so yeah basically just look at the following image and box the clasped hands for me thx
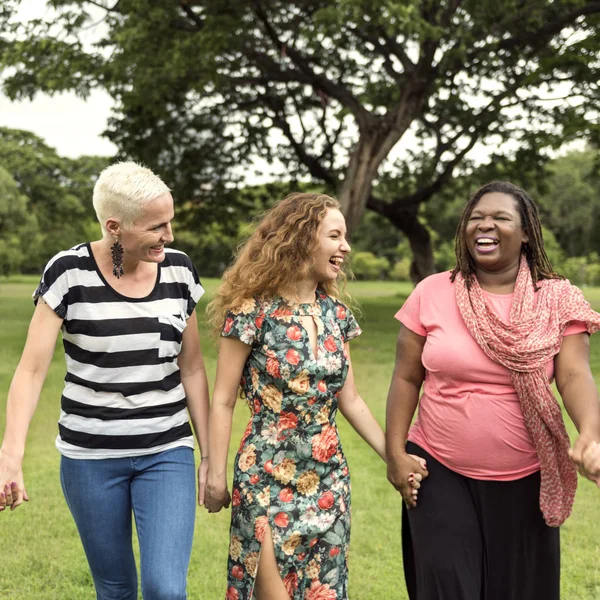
[387,453,428,508]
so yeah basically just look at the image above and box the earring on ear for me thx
[111,239,124,278]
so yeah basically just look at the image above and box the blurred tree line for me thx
[1,126,599,286]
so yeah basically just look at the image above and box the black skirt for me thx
[402,441,560,600]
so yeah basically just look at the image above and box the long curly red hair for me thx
[207,192,349,336]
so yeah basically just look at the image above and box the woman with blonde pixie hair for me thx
[0,161,210,599]
[205,193,421,600]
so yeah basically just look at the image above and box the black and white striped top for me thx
[33,243,204,459]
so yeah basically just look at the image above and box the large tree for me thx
[2,1,599,280]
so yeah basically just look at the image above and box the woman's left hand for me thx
[197,458,209,506]
[581,441,600,486]
[569,434,600,485]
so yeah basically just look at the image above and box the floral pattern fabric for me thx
[222,292,362,600]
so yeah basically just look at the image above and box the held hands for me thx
[387,452,428,508]
[204,472,232,513]
[197,457,209,506]
[0,449,29,513]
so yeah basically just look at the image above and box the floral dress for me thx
[222,292,362,600]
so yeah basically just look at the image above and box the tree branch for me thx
[250,0,372,129]
[83,0,121,12]
[263,92,336,187]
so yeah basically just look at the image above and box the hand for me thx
[0,449,29,513]
[387,452,428,508]
[205,477,231,513]
[568,433,598,474]
[197,457,209,506]
[581,441,600,487]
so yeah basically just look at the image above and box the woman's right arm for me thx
[204,336,252,513]
[0,301,63,512]
[385,324,428,507]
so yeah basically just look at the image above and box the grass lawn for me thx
[0,276,598,599]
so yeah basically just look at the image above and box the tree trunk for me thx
[385,205,436,284]
[337,134,380,234]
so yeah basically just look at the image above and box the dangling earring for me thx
[111,239,124,279]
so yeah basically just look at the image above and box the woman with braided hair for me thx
[386,181,600,600]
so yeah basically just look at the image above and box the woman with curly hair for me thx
[204,193,415,600]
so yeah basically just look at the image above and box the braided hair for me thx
[450,181,562,289]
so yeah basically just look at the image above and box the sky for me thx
[0,0,118,158]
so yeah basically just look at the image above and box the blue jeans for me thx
[60,447,196,600]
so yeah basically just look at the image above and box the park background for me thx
[1,0,600,598]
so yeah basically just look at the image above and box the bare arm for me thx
[385,325,428,507]
[338,343,386,461]
[555,332,600,484]
[205,336,252,513]
[0,301,63,512]
[178,311,210,505]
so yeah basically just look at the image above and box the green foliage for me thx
[2,0,600,280]
[0,127,110,273]
[536,151,600,258]
[389,258,411,282]
[351,251,390,280]
[0,167,38,275]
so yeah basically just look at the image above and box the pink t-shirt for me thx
[395,272,587,481]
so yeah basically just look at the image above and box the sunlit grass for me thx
[0,278,599,599]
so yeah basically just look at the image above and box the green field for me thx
[0,277,599,599]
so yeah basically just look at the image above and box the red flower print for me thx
[232,489,241,507]
[255,515,268,542]
[324,335,337,353]
[255,313,265,329]
[226,586,239,600]
[272,307,293,318]
[224,317,234,334]
[250,474,260,485]
[312,424,338,463]
[266,350,281,378]
[286,325,303,341]
[305,581,337,600]
[309,538,319,548]
[279,487,294,502]
[285,348,301,365]
[231,565,244,580]
[318,491,335,510]
[274,512,289,528]
[253,399,261,414]
[264,459,274,473]
[336,305,346,320]
[342,466,348,477]
[298,552,307,561]
[317,380,327,393]
[308,397,317,405]
[283,571,299,595]
[238,420,253,452]
[329,547,340,558]
[278,411,298,432]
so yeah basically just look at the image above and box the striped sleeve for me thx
[33,252,72,319]
[163,249,205,318]
[185,259,204,318]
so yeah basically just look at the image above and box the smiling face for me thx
[310,208,351,283]
[465,192,528,273]
[116,192,175,264]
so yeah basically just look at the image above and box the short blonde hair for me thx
[93,162,171,234]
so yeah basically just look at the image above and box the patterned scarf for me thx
[455,255,600,526]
